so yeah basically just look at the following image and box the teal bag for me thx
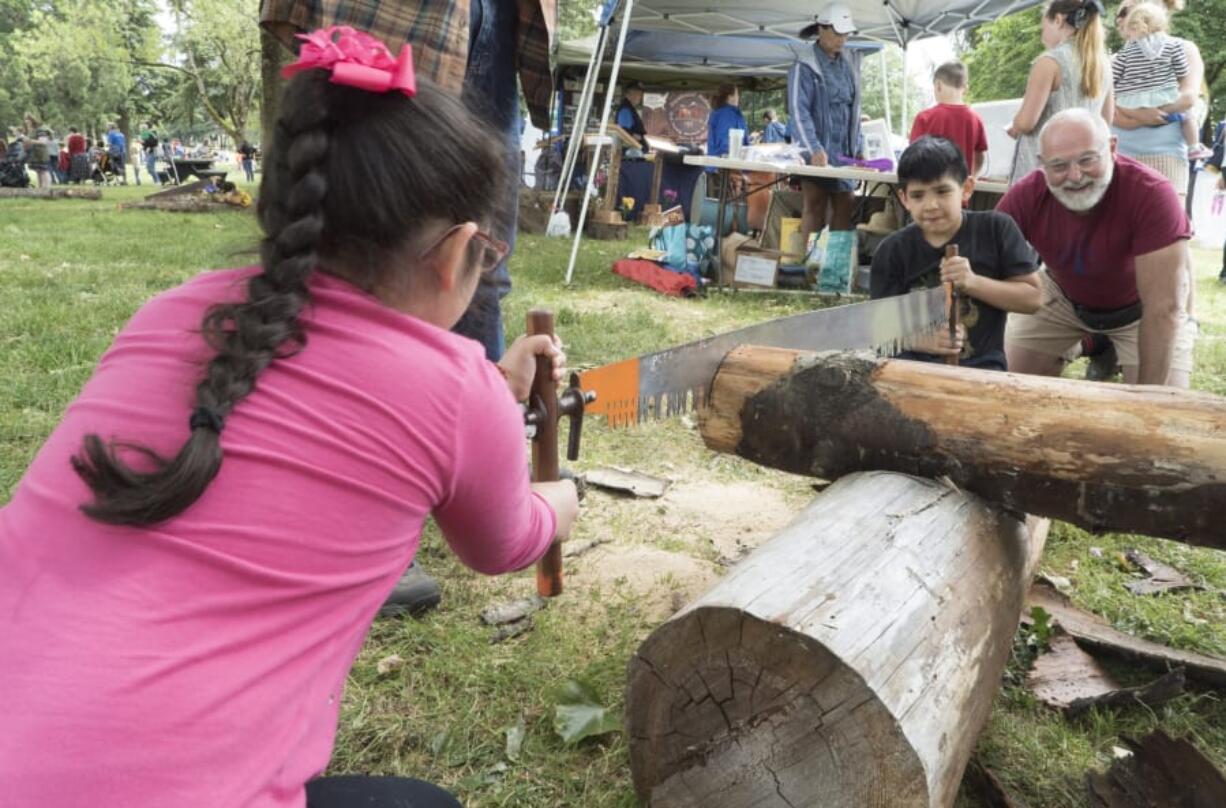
[818,230,857,293]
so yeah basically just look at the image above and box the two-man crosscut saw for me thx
[577,287,949,427]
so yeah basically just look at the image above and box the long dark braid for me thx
[73,70,507,526]
[72,78,332,526]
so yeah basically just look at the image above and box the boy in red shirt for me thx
[910,61,988,177]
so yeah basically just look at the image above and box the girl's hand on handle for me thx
[497,334,566,402]
[532,480,579,543]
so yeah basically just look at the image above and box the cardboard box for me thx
[733,247,783,289]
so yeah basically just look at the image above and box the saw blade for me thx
[579,287,947,427]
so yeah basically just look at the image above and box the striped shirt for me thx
[259,0,555,129]
[1112,34,1187,98]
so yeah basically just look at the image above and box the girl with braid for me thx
[0,28,578,808]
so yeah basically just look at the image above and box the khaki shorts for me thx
[1006,270,1195,373]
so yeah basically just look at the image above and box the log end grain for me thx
[626,606,928,808]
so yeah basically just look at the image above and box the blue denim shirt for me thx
[787,44,861,165]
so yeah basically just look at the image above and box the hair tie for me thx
[190,406,225,433]
[282,26,416,98]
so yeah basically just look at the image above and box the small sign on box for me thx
[733,248,781,288]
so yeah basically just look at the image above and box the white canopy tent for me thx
[557,0,1045,283]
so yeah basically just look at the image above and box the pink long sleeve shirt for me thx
[0,267,555,806]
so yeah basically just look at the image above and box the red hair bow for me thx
[281,26,416,98]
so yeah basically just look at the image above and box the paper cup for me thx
[728,129,745,160]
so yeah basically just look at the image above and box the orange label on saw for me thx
[578,359,640,428]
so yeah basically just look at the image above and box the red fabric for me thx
[996,155,1192,309]
[66,133,88,155]
[612,259,697,297]
[910,104,989,174]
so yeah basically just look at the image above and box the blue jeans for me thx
[242,157,254,182]
[452,0,521,361]
[146,153,158,183]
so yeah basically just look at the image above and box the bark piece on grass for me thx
[1025,582,1226,688]
[585,466,670,498]
[490,617,534,643]
[1085,730,1226,807]
[481,595,546,626]
[1027,632,1185,715]
[1124,549,1202,596]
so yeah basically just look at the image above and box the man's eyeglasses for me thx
[1039,151,1105,178]
[419,224,509,275]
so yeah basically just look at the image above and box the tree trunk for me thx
[699,347,1226,548]
[625,471,1049,808]
[260,28,289,152]
[0,187,102,199]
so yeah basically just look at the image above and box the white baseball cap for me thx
[817,2,858,34]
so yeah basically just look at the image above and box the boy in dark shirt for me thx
[870,136,1041,369]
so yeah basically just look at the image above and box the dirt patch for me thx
[567,545,718,620]
[658,481,797,560]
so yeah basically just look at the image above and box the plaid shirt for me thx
[260,0,556,129]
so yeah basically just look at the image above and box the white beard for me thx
[1048,158,1115,212]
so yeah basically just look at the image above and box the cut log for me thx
[625,471,1049,808]
[0,187,102,199]
[700,347,1226,547]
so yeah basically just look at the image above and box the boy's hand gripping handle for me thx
[944,244,960,367]
[525,310,594,598]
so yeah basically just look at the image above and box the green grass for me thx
[3,184,1226,806]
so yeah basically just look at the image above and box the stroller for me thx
[89,146,123,185]
[0,140,30,188]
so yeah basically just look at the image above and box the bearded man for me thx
[997,108,1195,387]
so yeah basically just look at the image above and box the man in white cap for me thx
[788,2,863,248]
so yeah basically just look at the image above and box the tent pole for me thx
[881,48,892,136]
[564,0,635,285]
[899,40,909,135]
[552,24,609,215]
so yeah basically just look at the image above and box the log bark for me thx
[0,187,101,199]
[700,347,1226,548]
[626,471,1049,808]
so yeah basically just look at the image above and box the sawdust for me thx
[561,478,803,618]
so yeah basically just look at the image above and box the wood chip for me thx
[376,654,405,675]
[1025,581,1226,688]
[585,466,671,498]
[1124,549,1201,596]
[1085,730,1226,806]
[481,595,546,626]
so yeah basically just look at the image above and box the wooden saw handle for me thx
[527,310,564,597]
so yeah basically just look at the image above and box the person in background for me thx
[105,123,127,185]
[66,126,89,184]
[239,139,257,182]
[141,126,160,184]
[788,2,862,246]
[616,80,649,151]
[909,61,989,177]
[0,28,578,807]
[707,83,748,159]
[128,138,142,186]
[760,109,788,143]
[1006,0,1111,184]
[45,129,61,183]
[29,131,51,190]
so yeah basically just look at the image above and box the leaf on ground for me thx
[505,715,526,762]
[553,679,622,745]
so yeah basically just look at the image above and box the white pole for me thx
[552,25,609,216]
[564,0,635,285]
[900,41,909,135]
[880,47,893,136]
